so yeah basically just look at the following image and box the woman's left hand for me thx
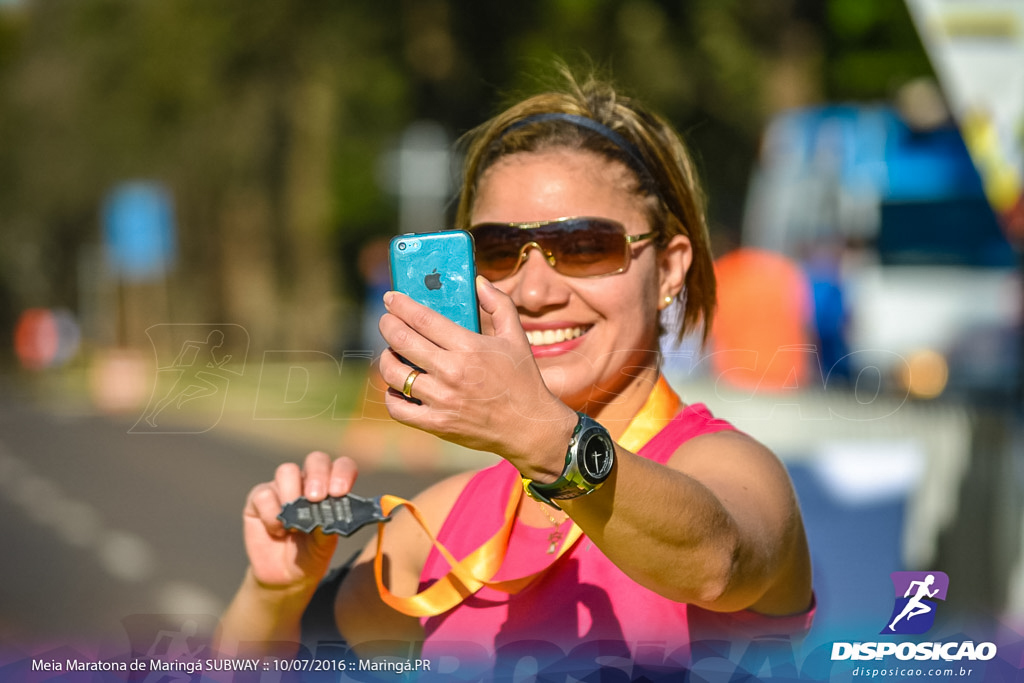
[377,276,576,480]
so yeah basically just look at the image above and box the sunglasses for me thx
[469,217,656,280]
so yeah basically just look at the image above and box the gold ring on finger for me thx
[401,369,421,399]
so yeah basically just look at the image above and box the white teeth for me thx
[525,327,585,346]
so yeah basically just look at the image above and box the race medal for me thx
[278,494,391,536]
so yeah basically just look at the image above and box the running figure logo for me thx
[882,571,949,635]
[131,324,248,433]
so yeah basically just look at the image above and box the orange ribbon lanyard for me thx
[372,375,681,618]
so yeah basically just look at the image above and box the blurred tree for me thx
[443,0,832,241]
[826,0,933,100]
[0,0,933,358]
[0,0,411,354]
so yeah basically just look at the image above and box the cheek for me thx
[622,281,663,345]
[586,277,660,336]
[492,279,514,297]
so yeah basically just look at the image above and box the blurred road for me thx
[0,377,454,651]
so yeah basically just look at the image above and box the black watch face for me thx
[579,427,615,484]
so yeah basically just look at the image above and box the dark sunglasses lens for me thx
[550,219,628,277]
[471,224,524,280]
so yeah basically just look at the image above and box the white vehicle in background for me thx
[742,100,1021,402]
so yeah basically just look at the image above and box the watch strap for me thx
[525,412,613,507]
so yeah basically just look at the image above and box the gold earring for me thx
[659,295,673,310]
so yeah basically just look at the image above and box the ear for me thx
[657,234,691,308]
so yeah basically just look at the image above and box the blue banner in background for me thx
[102,181,177,282]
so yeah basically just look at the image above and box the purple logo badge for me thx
[882,571,949,635]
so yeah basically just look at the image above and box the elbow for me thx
[690,529,750,611]
[699,548,739,606]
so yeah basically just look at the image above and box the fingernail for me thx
[307,482,323,499]
[383,291,394,308]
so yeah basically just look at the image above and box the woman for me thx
[217,69,813,676]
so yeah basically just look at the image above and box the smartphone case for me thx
[389,230,480,333]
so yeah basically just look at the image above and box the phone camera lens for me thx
[398,242,407,251]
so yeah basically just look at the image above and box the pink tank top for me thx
[417,403,814,675]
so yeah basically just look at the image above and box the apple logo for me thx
[424,268,442,291]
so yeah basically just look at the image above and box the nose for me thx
[500,245,570,313]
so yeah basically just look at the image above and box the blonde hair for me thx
[455,68,716,343]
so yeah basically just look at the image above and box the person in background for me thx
[710,247,814,391]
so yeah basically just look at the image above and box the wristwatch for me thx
[526,412,616,508]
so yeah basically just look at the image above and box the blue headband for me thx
[501,112,655,186]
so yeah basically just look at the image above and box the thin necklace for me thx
[535,501,569,554]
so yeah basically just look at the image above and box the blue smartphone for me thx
[389,230,480,333]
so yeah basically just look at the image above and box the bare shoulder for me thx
[668,428,791,487]
[405,468,479,525]
[360,467,478,569]
[666,428,801,535]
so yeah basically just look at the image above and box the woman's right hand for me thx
[241,451,358,591]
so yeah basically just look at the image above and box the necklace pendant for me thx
[547,530,563,554]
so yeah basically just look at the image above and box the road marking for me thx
[0,439,223,619]
[157,580,225,617]
[97,529,155,582]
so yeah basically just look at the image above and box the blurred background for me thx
[1,0,1022,668]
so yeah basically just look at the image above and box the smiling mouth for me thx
[524,326,589,347]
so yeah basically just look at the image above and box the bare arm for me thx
[562,430,812,615]
[215,452,350,656]
[216,569,321,657]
